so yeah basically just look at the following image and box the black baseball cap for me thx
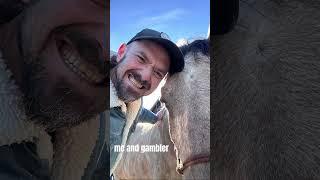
[127,28,184,74]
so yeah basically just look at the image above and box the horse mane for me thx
[179,39,209,58]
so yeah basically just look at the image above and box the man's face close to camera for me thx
[112,40,170,103]
[2,0,109,130]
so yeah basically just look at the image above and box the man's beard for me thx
[111,55,148,103]
[23,58,96,132]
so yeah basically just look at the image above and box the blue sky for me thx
[110,0,210,51]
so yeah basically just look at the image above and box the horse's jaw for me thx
[169,112,210,178]
[182,163,210,180]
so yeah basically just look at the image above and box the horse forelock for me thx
[180,39,210,60]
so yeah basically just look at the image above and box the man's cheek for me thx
[145,87,155,96]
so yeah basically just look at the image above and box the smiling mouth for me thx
[128,73,144,89]
[56,37,107,85]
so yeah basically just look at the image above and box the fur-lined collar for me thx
[110,80,142,175]
[110,80,127,113]
[0,50,53,166]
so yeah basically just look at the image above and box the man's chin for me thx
[24,97,96,132]
[117,93,137,103]
[114,83,140,103]
[119,96,138,103]
[117,89,142,103]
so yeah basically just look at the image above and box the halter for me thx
[176,153,210,175]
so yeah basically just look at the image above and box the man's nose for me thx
[140,67,152,83]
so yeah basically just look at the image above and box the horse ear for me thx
[212,0,239,35]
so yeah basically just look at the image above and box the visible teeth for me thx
[86,70,93,77]
[129,74,143,89]
[61,46,72,59]
[65,51,71,60]
[69,56,75,63]
[60,43,105,84]
[73,59,80,66]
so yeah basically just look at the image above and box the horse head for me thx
[161,39,210,179]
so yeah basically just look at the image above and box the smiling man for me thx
[110,28,184,174]
[0,0,109,179]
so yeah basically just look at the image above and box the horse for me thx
[112,108,180,179]
[213,0,320,179]
[161,39,210,179]
[113,39,210,179]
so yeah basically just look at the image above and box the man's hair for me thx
[110,54,117,69]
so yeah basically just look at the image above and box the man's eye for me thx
[154,71,164,79]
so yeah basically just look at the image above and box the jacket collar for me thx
[0,52,46,145]
[109,80,143,174]
[110,80,127,113]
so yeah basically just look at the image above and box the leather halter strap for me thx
[176,154,210,175]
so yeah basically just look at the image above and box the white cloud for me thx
[136,8,186,28]
[176,38,188,47]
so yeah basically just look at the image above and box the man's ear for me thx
[116,43,127,62]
